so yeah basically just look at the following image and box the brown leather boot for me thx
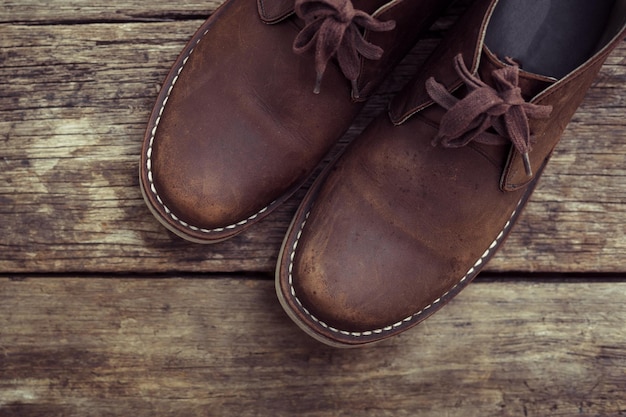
[139,0,452,243]
[277,0,626,346]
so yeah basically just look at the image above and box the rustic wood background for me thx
[1,0,625,416]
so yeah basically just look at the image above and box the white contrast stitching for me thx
[145,28,273,235]
[287,198,524,338]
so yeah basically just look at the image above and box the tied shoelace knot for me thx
[293,0,395,98]
[425,54,553,177]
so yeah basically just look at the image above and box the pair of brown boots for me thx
[140,0,626,347]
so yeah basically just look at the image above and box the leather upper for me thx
[390,0,626,191]
[140,0,452,242]
[257,0,294,22]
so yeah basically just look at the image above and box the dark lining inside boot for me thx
[484,0,617,79]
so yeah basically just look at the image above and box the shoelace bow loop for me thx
[292,0,395,98]
[425,54,552,177]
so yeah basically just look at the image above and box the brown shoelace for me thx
[426,54,552,176]
[293,0,395,98]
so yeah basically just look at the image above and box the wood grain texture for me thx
[0,1,223,23]
[1,2,625,275]
[2,2,625,416]
[1,277,626,417]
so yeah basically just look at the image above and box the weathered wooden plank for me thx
[1,277,625,417]
[0,0,224,23]
[1,17,625,273]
